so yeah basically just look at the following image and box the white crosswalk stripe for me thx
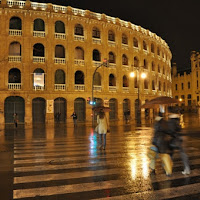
[13,128,200,199]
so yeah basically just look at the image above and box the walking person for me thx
[97,109,108,150]
[13,113,18,128]
[168,110,191,175]
[148,112,174,176]
[71,112,77,127]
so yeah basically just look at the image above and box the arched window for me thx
[55,21,65,33]
[152,80,155,90]
[144,79,148,89]
[75,70,84,84]
[33,43,44,57]
[9,16,22,30]
[109,74,116,86]
[151,43,154,53]
[123,75,129,87]
[134,56,139,67]
[143,40,147,50]
[9,42,21,56]
[133,37,138,48]
[157,47,160,56]
[93,49,101,61]
[55,45,65,58]
[33,18,45,31]
[163,82,166,92]
[159,81,161,91]
[109,52,115,63]
[152,62,155,71]
[122,33,128,44]
[9,68,21,83]
[75,47,84,60]
[144,59,148,69]
[108,30,115,41]
[74,24,84,36]
[33,68,45,89]
[134,77,138,88]
[55,69,65,84]
[92,27,100,38]
[122,54,128,65]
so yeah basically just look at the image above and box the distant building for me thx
[172,51,200,112]
[0,0,172,126]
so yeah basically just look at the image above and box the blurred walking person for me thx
[97,109,108,150]
[148,112,173,176]
[168,109,190,175]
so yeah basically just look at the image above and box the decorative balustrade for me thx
[93,85,102,91]
[90,12,101,20]
[74,84,85,91]
[54,58,66,64]
[33,85,45,90]
[74,35,84,41]
[144,89,149,94]
[122,65,130,70]
[54,84,66,91]
[7,0,25,8]
[8,83,21,90]
[72,8,85,16]
[8,56,21,62]
[74,59,84,66]
[52,5,67,13]
[108,63,116,68]
[134,88,138,93]
[31,2,47,10]
[9,29,22,36]
[109,86,117,92]
[92,61,101,68]
[33,31,45,37]
[92,38,101,44]
[54,33,66,39]
[122,44,129,49]
[33,56,45,63]
[108,41,116,46]
[122,87,129,93]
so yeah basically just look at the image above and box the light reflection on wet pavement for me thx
[0,113,200,199]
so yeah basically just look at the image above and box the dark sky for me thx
[35,0,200,71]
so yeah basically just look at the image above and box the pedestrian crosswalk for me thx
[13,127,200,199]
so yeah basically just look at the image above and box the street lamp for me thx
[91,59,109,126]
[130,66,147,124]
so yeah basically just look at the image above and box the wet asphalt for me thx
[0,113,200,200]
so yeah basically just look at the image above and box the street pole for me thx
[137,68,141,124]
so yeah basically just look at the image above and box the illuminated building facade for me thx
[0,0,172,125]
[172,51,200,111]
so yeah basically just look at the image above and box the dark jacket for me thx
[152,116,173,154]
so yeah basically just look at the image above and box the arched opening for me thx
[33,43,45,57]
[123,75,129,87]
[109,98,118,120]
[54,97,66,122]
[75,47,84,60]
[93,49,101,61]
[122,33,128,44]
[108,30,115,41]
[92,27,100,38]
[9,41,21,56]
[55,45,65,58]
[9,16,22,30]
[75,71,84,84]
[123,99,130,123]
[33,68,45,90]
[55,69,65,84]
[55,21,65,33]
[33,18,45,31]
[122,54,128,65]
[4,96,25,123]
[94,72,101,86]
[32,97,46,123]
[134,56,139,67]
[74,24,84,36]
[109,74,116,86]
[109,52,115,63]
[74,98,86,122]
[8,68,21,83]
[133,37,138,47]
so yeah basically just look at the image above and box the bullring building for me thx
[0,0,172,126]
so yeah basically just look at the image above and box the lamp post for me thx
[130,66,147,124]
[91,59,109,126]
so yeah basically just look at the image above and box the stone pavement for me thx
[1,113,200,200]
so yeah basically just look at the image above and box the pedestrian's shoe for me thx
[182,169,191,175]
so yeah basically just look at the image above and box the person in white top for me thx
[97,109,108,150]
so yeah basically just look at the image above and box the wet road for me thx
[1,113,200,200]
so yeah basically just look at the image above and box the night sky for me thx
[35,0,200,71]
